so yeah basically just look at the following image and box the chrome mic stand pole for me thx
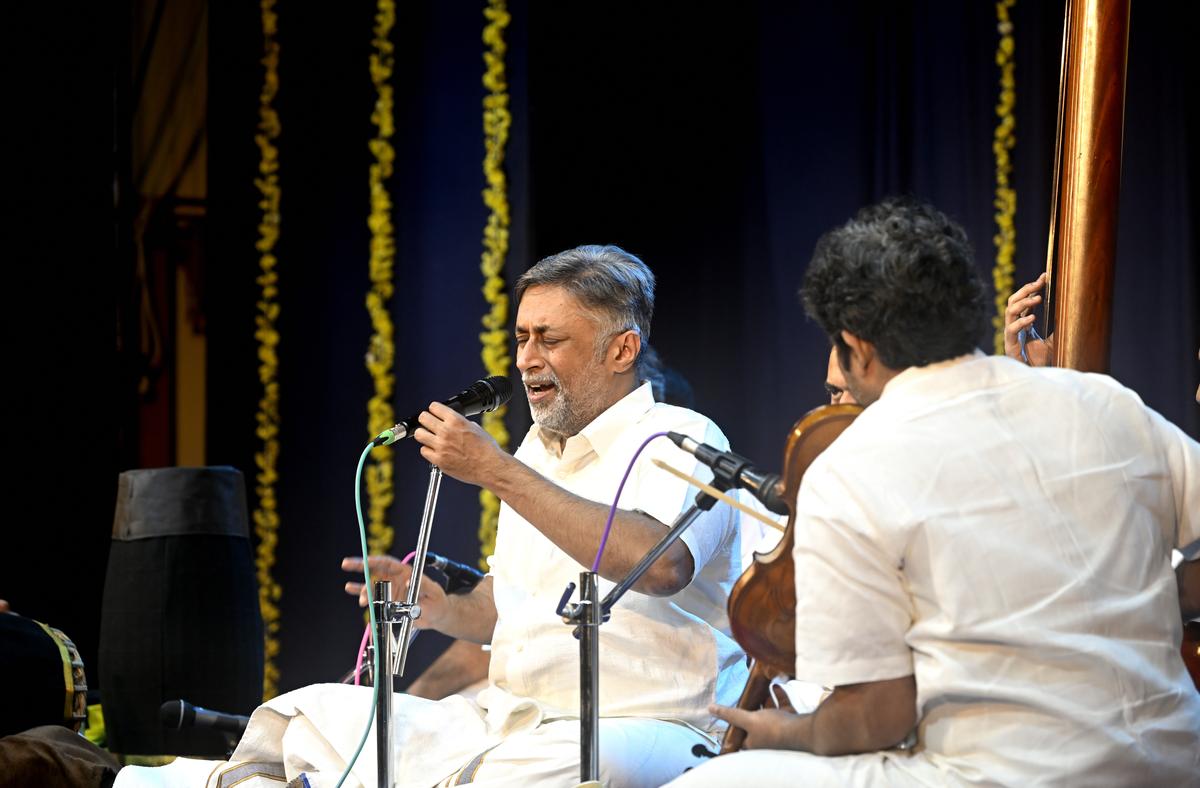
[392,465,443,676]
[579,572,601,782]
[374,580,395,788]
[375,464,444,788]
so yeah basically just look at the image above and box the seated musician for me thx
[403,345,838,709]
[670,198,1200,786]
[395,363,721,705]
[116,245,747,788]
[421,347,845,718]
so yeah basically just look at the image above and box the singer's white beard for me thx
[524,368,609,441]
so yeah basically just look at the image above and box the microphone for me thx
[159,699,250,736]
[425,551,485,594]
[666,432,789,516]
[374,375,513,446]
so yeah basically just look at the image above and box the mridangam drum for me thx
[0,614,88,737]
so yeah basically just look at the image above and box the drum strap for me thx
[33,620,74,723]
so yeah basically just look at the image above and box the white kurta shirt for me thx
[480,382,748,733]
[792,352,1200,786]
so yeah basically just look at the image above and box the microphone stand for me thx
[557,478,728,786]
[373,464,444,788]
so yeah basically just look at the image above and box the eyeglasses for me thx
[824,382,844,401]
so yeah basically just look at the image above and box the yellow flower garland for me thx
[365,0,397,558]
[478,0,513,568]
[253,0,283,701]
[991,0,1018,353]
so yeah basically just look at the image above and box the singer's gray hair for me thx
[515,244,664,394]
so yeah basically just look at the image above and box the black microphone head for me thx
[478,375,513,411]
[159,699,190,729]
[759,475,790,516]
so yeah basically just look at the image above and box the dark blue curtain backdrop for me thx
[4,4,119,695]
[198,1,1199,692]
[9,2,1191,697]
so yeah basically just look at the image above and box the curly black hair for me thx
[800,197,988,369]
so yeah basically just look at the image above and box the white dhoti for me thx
[114,683,714,788]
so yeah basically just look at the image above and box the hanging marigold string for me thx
[365,0,397,557]
[477,0,512,568]
[992,0,1018,353]
[253,0,282,701]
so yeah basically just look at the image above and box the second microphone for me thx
[666,432,789,516]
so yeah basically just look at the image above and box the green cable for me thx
[336,442,383,788]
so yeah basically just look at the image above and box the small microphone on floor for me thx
[160,699,250,736]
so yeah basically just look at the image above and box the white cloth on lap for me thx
[116,645,717,788]
[115,683,510,788]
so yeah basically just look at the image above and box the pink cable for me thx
[353,550,418,685]
[352,626,371,686]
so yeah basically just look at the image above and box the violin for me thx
[720,402,861,753]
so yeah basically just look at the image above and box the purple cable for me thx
[591,431,670,572]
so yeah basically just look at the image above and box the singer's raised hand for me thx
[340,555,449,630]
[413,401,508,486]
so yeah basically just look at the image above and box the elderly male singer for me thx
[116,245,747,788]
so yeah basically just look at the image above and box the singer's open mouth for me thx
[526,382,556,403]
